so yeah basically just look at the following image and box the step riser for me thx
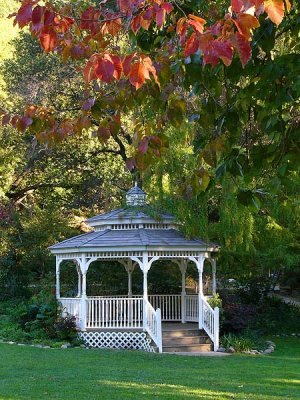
[163,337,211,346]
[163,345,212,352]
[162,330,204,338]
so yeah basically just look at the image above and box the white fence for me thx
[60,298,82,326]
[201,295,219,351]
[145,299,162,352]
[149,295,181,321]
[185,295,199,321]
[86,297,143,329]
[59,294,219,351]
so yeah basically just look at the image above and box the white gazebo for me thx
[49,185,220,352]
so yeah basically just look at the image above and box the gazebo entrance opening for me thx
[50,185,220,353]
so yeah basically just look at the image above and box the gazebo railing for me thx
[60,298,82,326]
[145,299,162,352]
[86,297,143,329]
[201,295,219,351]
[148,295,181,321]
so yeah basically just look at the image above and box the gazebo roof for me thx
[49,185,219,254]
[48,228,215,251]
[86,207,174,224]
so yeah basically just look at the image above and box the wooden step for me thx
[163,343,212,353]
[162,329,205,338]
[163,336,211,346]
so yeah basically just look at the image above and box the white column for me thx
[76,263,82,297]
[81,256,87,331]
[142,252,149,331]
[196,256,205,330]
[56,258,60,300]
[179,260,187,323]
[212,259,217,295]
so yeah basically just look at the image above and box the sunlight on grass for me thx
[270,379,300,385]
[97,379,289,400]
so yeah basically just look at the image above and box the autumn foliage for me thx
[1,0,291,168]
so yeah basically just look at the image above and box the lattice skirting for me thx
[78,331,156,352]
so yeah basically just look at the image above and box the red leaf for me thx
[110,54,123,80]
[129,62,146,89]
[122,54,135,76]
[104,18,122,36]
[234,13,260,40]
[82,98,95,111]
[184,32,200,57]
[231,0,244,13]
[126,157,136,171]
[39,27,57,52]
[264,0,290,26]
[94,55,115,83]
[188,14,206,33]
[118,0,132,15]
[202,39,233,67]
[11,115,19,128]
[97,126,111,142]
[138,136,149,154]
[162,3,173,13]
[80,6,100,33]
[83,59,96,83]
[140,16,152,30]
[17,116,33,132]
[31,5,45,33]
[156,8,166,28]
[44,9,55,26]
[131,15,141,34]
[15,1,32,28]
[232,32,251,66]
[2,114,10,126]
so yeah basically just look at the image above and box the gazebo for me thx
[49,185,220,352]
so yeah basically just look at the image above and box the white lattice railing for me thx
[86,297,143,329]
[60,298,82,327]
[185,295,199,322]
[149,295,181,321]
[201,295,219,351]
[145,299,162,352]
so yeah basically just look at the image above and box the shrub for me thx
[207,293,222,309]
[222,302,257,333]
[221,333,255,352]
[54,314,77,341]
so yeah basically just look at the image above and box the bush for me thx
[54,314,77,341]
[207,293,222,309]
[222,302,257,333]
[221,333,255,352]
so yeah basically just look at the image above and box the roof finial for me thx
[134,181,138,187]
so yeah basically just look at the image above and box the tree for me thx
[1,0,297,199]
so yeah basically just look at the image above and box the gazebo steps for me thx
[162,323,213,353]
[163,344,212,352]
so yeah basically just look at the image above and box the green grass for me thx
[0,338,299,400]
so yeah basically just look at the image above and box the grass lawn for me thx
[0,338,299,400]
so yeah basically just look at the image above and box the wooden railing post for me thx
[213,306,220,351]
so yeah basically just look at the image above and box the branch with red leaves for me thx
[2,0,291,170]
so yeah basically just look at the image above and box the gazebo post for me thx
[76,262,82,297]
[142,252,149,331]
[192,256,205,330]
[179,260,187,323]
[211,259,217,295]
[55,258,60,300]
[81,256,87,331]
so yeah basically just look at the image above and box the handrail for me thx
[201,295,219,351]
[145,299,162,352]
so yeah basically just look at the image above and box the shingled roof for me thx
[48,228,214,251]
